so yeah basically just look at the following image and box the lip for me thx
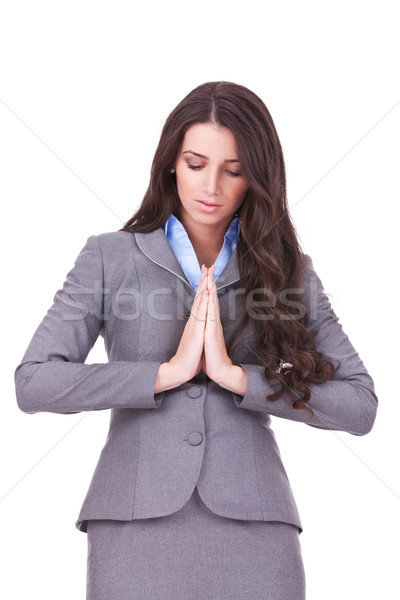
[195,199,222,213]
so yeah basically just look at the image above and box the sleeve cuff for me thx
[232,363,280,412]
[134,360,165,409]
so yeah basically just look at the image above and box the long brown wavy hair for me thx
[120,81,338,414]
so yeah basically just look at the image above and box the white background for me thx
[1,1,399,598]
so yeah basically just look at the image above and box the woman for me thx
[15,81,378,599]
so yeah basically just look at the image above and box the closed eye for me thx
[186,163,242,177]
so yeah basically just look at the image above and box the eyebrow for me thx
[182,150,239,163]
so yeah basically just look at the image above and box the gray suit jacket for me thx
[14,229,378,533]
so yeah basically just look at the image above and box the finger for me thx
[209,265,220,321]
[206,268,218,324]
[191,265,209,323]
[194,264,206,293]
[193,264,208,308]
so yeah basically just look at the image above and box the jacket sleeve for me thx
[232,255,378,436]
[14,235,165,414]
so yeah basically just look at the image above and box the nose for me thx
[203,167,221,197]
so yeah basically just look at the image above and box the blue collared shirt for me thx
[163,213,240,290]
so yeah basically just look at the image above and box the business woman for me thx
[15,81,378,599]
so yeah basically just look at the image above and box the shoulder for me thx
[76,231,136,273]
[84,230,139,260]
[93,230,134,250]
[87,229,162,272]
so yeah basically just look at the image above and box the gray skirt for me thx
[86,486,306,600]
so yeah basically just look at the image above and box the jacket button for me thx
[187,432,203,446]
[187,386,202,398]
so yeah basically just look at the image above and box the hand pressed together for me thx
[155,264,247,396]
[200,264,235,384]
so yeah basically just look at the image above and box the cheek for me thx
[176,176,194,204]
[176,170,200,197]
[175,170,187,192]
[232,180,248,201]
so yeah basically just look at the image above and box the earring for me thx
[170,168,175,174]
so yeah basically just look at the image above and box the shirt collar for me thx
[163,213,240,246]
[163,213,240,289]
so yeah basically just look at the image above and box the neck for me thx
[174,210,234,267]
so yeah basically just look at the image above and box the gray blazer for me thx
[14,229,378,533]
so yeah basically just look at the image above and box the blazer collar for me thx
[134,228,241,292]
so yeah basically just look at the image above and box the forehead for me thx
[181,123,238,158]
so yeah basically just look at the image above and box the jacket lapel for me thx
[134,228,241,292]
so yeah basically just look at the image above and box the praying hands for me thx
[154,264,247,396]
